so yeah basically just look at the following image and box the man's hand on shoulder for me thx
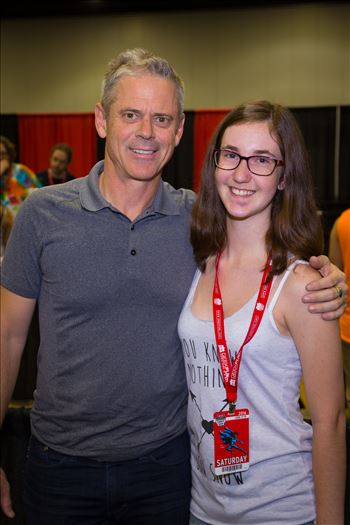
[302,255,348,320]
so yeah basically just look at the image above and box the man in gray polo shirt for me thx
[0,48,347,524]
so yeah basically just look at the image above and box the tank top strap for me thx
[184,268,202,308]
[269,259,308,311]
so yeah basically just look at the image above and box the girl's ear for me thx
[278,177,286,191]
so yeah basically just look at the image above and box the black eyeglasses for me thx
[213,149,284,176]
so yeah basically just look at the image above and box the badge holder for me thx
[213,408,249,476]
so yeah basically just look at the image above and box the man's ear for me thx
[95,103,107,139]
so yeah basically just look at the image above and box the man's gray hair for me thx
[101,48,185,117]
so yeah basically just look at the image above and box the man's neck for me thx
[99,170,161,222]
[50,169,66,181]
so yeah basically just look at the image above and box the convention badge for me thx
[213,408,250,476]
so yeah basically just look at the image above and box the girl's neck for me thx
[223,216,269,267]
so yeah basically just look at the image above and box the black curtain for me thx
[0,114,19,160]
[291,107,336,204]
[97,135,105,162]
[340,106,350,202]
[162,111,194,190]
[291,106,350,248]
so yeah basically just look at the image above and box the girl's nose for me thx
[233,158,252,183]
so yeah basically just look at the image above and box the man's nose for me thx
[136,117,154,139]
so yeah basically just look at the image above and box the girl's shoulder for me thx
[290,259,319,277]
[285,259,320,291]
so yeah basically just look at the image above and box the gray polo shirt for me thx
[2,161,197,461]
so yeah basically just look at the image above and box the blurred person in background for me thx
[329,208,350,416]
[0,135,41,259]
[36,143,75,186]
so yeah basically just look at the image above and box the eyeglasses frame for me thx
[213,148,284,176]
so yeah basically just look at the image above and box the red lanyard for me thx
[212,253,273,412]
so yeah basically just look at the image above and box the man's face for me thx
[50,149,69,176]
[95,74,184,183]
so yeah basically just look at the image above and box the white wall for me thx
[1,3,349,112]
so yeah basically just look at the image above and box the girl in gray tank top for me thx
[178,101,345,525]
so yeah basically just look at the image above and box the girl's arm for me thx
[282,264,346,524]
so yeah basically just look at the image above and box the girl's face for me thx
[214,121,284,225]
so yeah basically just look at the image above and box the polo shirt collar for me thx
[80,161,181,216]
[149,180,181,216]
[80,161,108,211]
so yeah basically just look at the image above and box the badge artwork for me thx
[213,409,249,476]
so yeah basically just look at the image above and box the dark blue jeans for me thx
[23,432,191,525]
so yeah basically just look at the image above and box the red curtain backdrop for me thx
[193,110,229,192]
[18,113,97,178]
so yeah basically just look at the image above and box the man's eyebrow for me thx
[153,113,174,119]
[118,109,173,117]
[119,107,140,113]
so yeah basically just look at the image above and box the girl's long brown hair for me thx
[191,101,323,274]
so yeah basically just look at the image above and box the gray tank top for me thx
[178,261,315,524]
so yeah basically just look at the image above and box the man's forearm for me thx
[0,288,37,424]
[0,337,26,424]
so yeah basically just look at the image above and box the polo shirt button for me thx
[130,249,136,256]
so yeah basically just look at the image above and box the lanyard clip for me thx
[228,402,236,414]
